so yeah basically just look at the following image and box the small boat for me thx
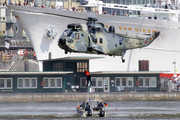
[76,98,107,117]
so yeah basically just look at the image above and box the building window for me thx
[17,78,23,88]
[24,78,30,88]
[43,77,62,88]
[53,62,63,71]
[0,78,12,89]
[31,78,37,88]
[7,78,12,88]
[80,77,86,88]
[97,77,103,87]
[91,77,104,88]
[43,78,49,88]
[77,62,87,72]
[50,78,55,88]
[92,77,96,87]
[138,77,157,87]
[151,77,156,87]
[128,77,133,87]
[145,77,150,87]
[138,77,144,87]
[0,78,5,88]
[17,78,37,89]
[122,77,127,87]
[57,77,62,88]
[115,77,120,86]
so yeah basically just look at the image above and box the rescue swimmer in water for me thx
[58,17,160,63]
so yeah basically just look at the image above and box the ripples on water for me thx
[0,101,180,119]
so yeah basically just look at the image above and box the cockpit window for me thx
[74,33,79,39]
[67,31,73,37]
[63,30,69,36]
[67,31,79,40]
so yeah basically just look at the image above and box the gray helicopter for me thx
[58,17,160,63]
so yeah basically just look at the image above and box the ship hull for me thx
[7,5,180,72]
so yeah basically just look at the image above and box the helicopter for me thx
[58,17,160,63]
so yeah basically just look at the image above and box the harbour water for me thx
[0,101,180,119]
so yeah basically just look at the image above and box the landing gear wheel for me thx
[65,51,68,54]
[122,59,125,63]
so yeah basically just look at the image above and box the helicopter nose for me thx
[59,38,66,44]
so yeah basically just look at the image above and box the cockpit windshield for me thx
[62,29,69,36]
[67,31,79,40]
[67,31,73,37]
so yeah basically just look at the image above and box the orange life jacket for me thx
[84,71,90,76]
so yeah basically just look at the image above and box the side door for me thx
[75,32,87,52]
[104,77,109,92]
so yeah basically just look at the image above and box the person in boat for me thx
[85,102,91,111]
[98,101,104,108]
[93,101,100,111]
[80,101,85,109]
[83,70,92,86]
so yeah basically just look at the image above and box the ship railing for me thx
[100,3,179,14]
[0,40,32,47]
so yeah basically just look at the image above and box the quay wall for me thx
[1,92,180,102]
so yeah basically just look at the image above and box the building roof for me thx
[41,56,104,61]
[0,71,73,75]
[91,71,170,74]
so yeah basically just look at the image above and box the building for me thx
[0,58,168,93]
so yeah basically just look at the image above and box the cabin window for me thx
[119,40,122,45]
[75,33,79,39]
[67,31,73,37]
[81,34,84,37]
[100,38,103,43]
[80,77,86,88]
